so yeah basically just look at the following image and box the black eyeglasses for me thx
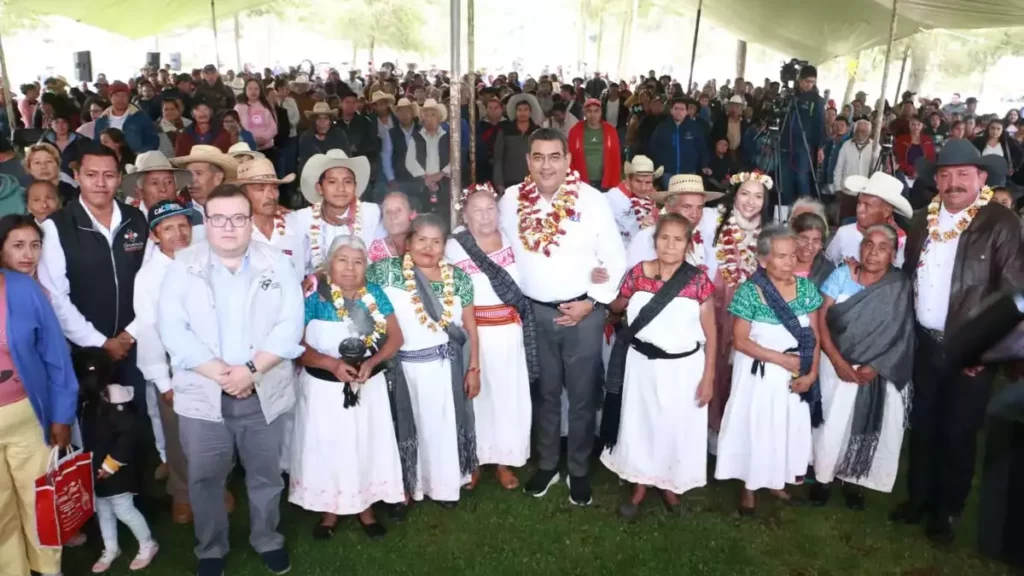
[207,214,251,228]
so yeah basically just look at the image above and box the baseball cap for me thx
[148,200,196,230]
[109,81,130,96]
[202,64,218,73]
[583,98,601,109]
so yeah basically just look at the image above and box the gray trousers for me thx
[531,302,605,477]
[179,395,285,560]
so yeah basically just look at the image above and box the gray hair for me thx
[325,234,368,263]
[791,197,826,222]
[862,223,898,251]
[854,119,871,132]
[756,224,797,257]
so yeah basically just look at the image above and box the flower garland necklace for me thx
[926,186,992,243]
[517,170,581,256]
[329,283,388,348]
[629,195,656,229]
[714,205,759,287]
[274,216,287,237]
[402,254,455,332]
[310,201,362,269]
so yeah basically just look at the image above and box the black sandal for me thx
[312,522,336,541]
[359,518,388,540]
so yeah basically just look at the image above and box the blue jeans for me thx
[780,148,812,205]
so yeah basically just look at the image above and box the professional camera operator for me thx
[779,65,826,204]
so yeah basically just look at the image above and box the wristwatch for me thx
[245,361,263,384]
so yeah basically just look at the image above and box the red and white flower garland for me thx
[629,195,656,229]
[713,205,759,287]
[310,201,362,270]
[517,171,581,257]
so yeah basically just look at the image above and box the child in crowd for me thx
[74,348,159,573]
[26,179,60,223]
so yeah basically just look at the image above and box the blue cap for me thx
[148,200,196,230]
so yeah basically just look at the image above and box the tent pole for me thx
[686,0,703,92]
[448,0,462,230]
[871,0,899,157]
[468,0,476,185]
[893,42,910,104]
[210,0,222,69]
[0,26,14,140]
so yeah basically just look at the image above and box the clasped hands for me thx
[332,358,379,385]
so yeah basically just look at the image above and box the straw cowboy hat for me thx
[419,98,448,123]
[913,138,1008,188]
[171,145,239,181]
[394,97,420,117]
[506,93,544,125]
[234,158,295,186]
[227,141,266,162]
[300,149,370,205]
[123,151,192,195]
[624,155,664,179]
[370,91,396,105]
[292,74,311,86]
[842,172,913,218]
[653,174,725,204]
[304,101,339,119]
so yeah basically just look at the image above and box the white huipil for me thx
[445,235,531,467]
[287,201,382,274]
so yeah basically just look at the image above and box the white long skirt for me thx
[402,358,469,502]
[288,371,406,514]
[715,321,812,491]
[601,347,708,494]
[812,356,906,492]
[475,323,531,467]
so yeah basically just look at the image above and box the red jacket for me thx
[894,132,936,178]
[568,121,622,189]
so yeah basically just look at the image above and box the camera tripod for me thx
[871,142,897,176]
[755,97,821,224]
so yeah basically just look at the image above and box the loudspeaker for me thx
[146,52,160,70]
[73,51,92,82]
[168,52,181,72]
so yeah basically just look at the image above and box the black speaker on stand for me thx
[168,52,181,72]
[146,52,161,71]
[73,51,92,83]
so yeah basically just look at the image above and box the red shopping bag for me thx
[35,447,95,547]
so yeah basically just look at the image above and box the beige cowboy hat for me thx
[123,151,192,195]
[304,101,339,119]
[300,149,370,205]
[234,158,295,186]
[506,93,544,125]
[623,155,665,179]
[228,77,246,95]
[291,74,310,86]
[727,94,745,106]
[227,141,266,161]
[370,91,396,105]
[419,98,448,123]
[394,97,420,117]
[171,145,239,181]
[842,172,913,218]
[653,174,725,204]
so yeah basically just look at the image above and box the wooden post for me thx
[736,40,747,79]
[686,0,703,91]
[210,0,221,69]
[0,27,15,140]
[871,0,899,157]
[468,0,476,185]
[448,0,462,229]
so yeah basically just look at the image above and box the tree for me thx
[933,28,1024,93]
[296,0,432,62]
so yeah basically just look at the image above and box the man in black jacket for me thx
[336,90,381,189]
[193,64,236,117]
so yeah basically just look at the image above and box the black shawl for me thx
[826,268,914,479]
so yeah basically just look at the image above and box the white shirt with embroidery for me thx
[286,201,381,275]
[251,218,305,276]
[914,207,958,331]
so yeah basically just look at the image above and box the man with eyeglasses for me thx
[158,184,303,576]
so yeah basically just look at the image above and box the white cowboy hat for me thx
[652,174,725,204]
[234,158,295,186]
[842,172,913,218]
[623,155,665,179]
[506,93,544,125]
[419,98,448,123]
[304,101,339,119]
[171,145,239,181]
[123,151,192,195]
[292,74,311,85]
[300,149,370,205]
[394,97,420,117]
[727,95,745,105]
[370,91,396,104]
[227,141,265,161]
[228,77,246,95]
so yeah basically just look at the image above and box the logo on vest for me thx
[122,229,144,253]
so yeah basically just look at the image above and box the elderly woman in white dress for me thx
[599,214,716,518]
[289,235,407,540]
[811,225,914,510]
[446,184,536,490]
[367,214,481,508]
[714,226,823,515]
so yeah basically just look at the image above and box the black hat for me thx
[202,64,217,73]
[914,139,1007,187]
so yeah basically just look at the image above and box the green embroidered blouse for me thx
[366,257,475,307]
[727,277,822,324]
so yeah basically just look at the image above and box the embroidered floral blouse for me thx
[303,282,394,325]
[366,257,475,307]
[727,277,822,324]
[618,263,715,303]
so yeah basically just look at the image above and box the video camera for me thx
[779,58,809,86]
[880,132,894,149]
[761,58,811,130]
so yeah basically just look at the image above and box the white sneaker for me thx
[92,548,120,573]
[130,540,159,571]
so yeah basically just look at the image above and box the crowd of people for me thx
[0,58,1022,576]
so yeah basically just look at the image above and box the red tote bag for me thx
[35,447,95,548]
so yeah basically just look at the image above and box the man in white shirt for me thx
[825,172,911,267]
[499,128,625,506]
[236,158,304,275]
[605,155,661,246]
[628,174,722,268]
[895,140,1024,545]
[133,200,197,523]
[124,150,202,261]
[170,144,240,228]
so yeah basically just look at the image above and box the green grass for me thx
[62,456,1010,576]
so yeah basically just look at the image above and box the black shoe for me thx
[523,469,560,498]
[388,503,408,522]
[359,519,388,539]
[312,521,336,541]
[567,474,593,506]
[260,548,291,575]
[618,501,639,519]
[197,558,225,576]
[888,501,927,525]
[843,485,865,511]
[660,492,682,515]
[809,483,832,507]
[925,514,956,546]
